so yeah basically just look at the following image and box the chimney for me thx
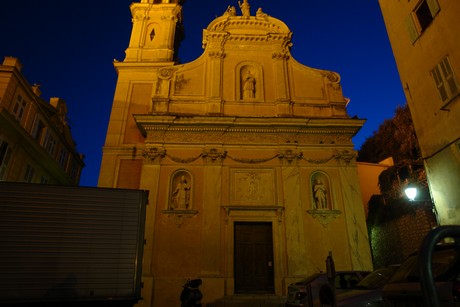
[32,84,42,97]
[3,56,23,71]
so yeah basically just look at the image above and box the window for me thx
[432,56,459,104]
[12,94,27,121]
[24,164,35,183]
[406,0,440,43]
[43,130,57,156]
[31,118,46,142]
[0,139,12,180]
[58,148,69,169]
[416,0,434,31]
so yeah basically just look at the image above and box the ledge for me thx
[307,209,341,228]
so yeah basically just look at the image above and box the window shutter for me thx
[426,0,440,18]
[442,57,459,97]
[432,57,459,103]
[405,14,419,43]
[432,65,448,101]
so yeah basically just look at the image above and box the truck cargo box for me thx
[0,182,148,307]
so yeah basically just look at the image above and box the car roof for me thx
[292,271,369,285]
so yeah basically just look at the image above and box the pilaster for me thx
[272,52,291,115]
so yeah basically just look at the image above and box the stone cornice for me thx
[205,33,290,43]
[113,61,176,72]
[133,114,365,136]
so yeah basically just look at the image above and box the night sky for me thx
[0,0,406,186]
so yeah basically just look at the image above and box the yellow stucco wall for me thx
[356,158,394,216]
[378,0,460,225]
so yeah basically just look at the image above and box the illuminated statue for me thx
[243,71,256,99]
[238,0,250,18]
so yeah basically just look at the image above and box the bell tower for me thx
[125,0,185,62]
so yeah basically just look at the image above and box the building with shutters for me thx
[0,56,84,185]
[378,0,460,225]
[98,1,373,305]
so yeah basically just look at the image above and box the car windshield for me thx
[388,245,459,283]
[356,266,398,289]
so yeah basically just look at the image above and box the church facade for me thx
[98,1,372,305]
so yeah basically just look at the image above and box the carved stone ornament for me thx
[307,209,341,228]
[255,7,269,20]
[333,150,356,163]
[162,210,198,228]
[272,52,289,61]
[133,13,149,23]
[278,149,303,163]
[209,50,226,59]
[141,147,356,166]
[143,147,166,163]
[322,71,341,83]
[202,148,227,164]
[209,18,282,33]
[223,206,284,224]
[158,67,177,80]
[300,150,356,165]
[227,153,278,164]
[303,155,336,165]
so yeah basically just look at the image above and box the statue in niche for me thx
[243,71,256,99]
[238,0,250,18]
[313,178,328,210]
[171,175,191,210]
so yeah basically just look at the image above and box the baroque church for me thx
[98,0,373,305]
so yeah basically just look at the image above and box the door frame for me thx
[234,221,275,293]
[224,208,284,296]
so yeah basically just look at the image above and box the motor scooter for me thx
[180,278,202,307]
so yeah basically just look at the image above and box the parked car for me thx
[285,271,369,307]
[383,242,460,306]
[325,265,400,307]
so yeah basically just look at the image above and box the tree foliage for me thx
[357,104,421,164]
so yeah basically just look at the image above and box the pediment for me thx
[203,15,292,50]
[206,15,290,34]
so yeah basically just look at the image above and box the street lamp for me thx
[404,183,439,226]
[405,185,417,201]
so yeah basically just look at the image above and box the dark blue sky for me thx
[0,0,406,186]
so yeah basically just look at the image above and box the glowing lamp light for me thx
[405,186,417,201]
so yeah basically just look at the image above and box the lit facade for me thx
[379,0,460,225]
[0,57,84,185]
[98,1,372,305]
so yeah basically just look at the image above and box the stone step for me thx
[206,295,287,307]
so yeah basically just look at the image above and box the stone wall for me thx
[369,208,436,268]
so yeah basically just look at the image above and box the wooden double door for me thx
[234,222,274,293]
